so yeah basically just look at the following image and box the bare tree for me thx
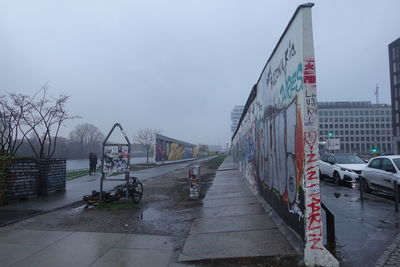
[0,92,31,155]
[19,86,78,159]
[133,129,160,163]
[69,123,104,158]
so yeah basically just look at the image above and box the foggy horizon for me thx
[1,0,399,146]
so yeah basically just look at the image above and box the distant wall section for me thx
[154,134,196,163]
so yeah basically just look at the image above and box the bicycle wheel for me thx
[131,182,143,203]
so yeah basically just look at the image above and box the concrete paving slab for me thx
[190,214,277,234]
[93,248,173,267]
[207,186,253,195]
[204,190,255,200]
[199,203,265,218]
[202,196,259,208]
[0,243,45,267]
[12,232,125,267]
[0,229,71,246]
[178,229,295,261]
[113,234,173,250]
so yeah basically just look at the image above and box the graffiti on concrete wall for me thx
[155,134,196,162]
[232,5,337,265]
[232,6,308,240]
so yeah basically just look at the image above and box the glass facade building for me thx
[318,101,392,154]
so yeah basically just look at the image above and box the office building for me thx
[389,37,400,153]
[318,101,392,154]
[231,105,244,134]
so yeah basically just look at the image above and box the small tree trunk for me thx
[146,149,149,163]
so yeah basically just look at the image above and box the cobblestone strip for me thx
[376,232,400,267]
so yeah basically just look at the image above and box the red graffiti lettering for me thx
[306,183,318,188]
[304,75,316,84]
[304,131,317,150]
[308,225,323,237]
[306,153,317,163]
[309,238,323,250]
[307,197,321,214]
[307,168,318,180]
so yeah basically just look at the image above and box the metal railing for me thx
[321,202,336,250]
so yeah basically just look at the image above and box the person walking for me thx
[89,152,95,175]
[93,153,98,174]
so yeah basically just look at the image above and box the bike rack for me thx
[99,123,131,201]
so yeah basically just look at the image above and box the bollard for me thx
[189,166,201,200]
[359,176,364,203]
[394,180,399,213]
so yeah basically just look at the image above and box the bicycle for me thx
[83,175,143,206]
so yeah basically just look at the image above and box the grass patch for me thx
[67,169,89,180]
[95,202,139,211]
[206,155,226,169]
[179,193,188,201]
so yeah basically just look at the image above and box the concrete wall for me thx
[154,134,196,163]
[232,4,337,266]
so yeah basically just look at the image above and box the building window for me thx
[350,130,354,135]
[366,137,370,141]
[346,137,349,141]
[345,130,349,135]
[340,130,344,135]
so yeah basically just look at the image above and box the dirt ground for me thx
[3,156,225,264]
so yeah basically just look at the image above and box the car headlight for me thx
[341,167,353,172]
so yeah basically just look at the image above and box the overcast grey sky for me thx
[0,1,398,146]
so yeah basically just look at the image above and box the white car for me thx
[361,155,400,194]
[319,154,367,185]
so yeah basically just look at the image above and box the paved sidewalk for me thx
[0,229,174,267]
[178,157,297,263]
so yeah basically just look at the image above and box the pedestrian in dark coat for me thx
[89,152,95,175]
[93,153,98,174]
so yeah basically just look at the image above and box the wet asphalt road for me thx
[320,179,400,267]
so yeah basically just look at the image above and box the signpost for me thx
[100,123,131,201]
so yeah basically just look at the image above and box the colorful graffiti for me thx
[155,134,196,162]
[232,5,336,266]
[103,145,129,174]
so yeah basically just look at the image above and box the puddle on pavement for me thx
[137,207,161,221]
[70,205,87,214]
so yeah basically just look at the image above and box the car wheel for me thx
[361,178,371,193]
[333,172,341,186]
